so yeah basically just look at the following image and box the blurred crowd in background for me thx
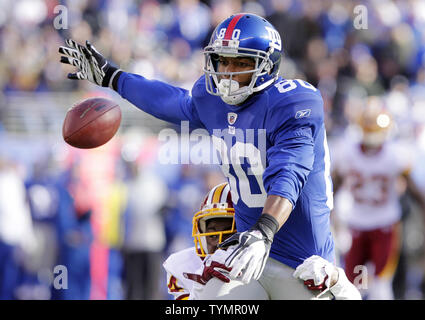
[1,0,425,299]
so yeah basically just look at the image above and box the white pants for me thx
[197,257,324,300]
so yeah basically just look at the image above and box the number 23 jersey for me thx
[332,138,412,230]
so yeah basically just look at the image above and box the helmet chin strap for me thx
[217,79,251,105]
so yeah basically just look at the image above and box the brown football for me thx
[62,97,121,149]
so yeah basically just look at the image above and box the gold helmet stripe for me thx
[220,183,231,203]
[212,183,227,204]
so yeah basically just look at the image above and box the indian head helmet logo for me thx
[227,112,237,125]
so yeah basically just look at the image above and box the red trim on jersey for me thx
[224,14,244,40]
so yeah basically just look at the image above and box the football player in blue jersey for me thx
[60,13,338,299]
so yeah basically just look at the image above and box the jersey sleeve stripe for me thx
[167,275,184,292]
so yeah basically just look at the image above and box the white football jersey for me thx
[163,247,203,300]
[331,138,412,230]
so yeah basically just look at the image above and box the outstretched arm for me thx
[59,39,204,128]
[116,72,203,127]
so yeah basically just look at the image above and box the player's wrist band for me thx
[253,213,279,242]
[104,67,122,91]
[109,69,123,91]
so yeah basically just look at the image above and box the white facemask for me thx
[217,79,251,105]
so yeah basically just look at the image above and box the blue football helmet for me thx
[203,13,282,105]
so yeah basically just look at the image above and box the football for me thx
[62,97,121,149]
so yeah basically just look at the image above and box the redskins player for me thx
[332,96,425,299]
[163,182,236,300]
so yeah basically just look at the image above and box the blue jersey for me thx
[116,73,335,269]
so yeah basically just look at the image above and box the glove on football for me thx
[59,39,122,89]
